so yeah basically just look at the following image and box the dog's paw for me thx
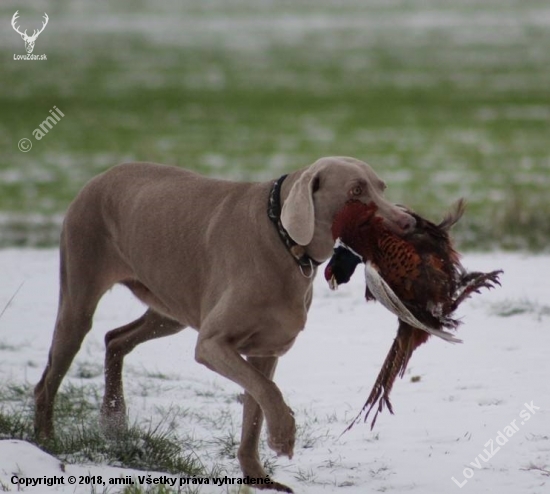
[257,480,294,493]
[100,400,128,437]
[267,407,295,459]
[239,452,294,492]
[33,420,54,444]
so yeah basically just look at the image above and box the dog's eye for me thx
[351,185,362,196]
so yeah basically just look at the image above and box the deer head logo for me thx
[11,11,49,54]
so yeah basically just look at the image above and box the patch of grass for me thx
[0,382,209,478]
[72,361,103,379]
[294,408,331,450]
[0,341,20,351]
[53,396,204,476]
[53,382,102,418]
[490,299,550,319]
[117,486,201,494]
[211,431,239,460]
[0,383,34,402]
[321,456,341,470]
[54,421,203,475]
[369,464,391,479]
[0,383,35,440]
[143,370,176,381]
[526,434,550,442]
[261,456,278,478]
[292,467,318,484]
[190,407,235,431]
[364,432,381,443]
[90,483,204,494]
[520,463,550,477]
[0,407,31,440]
[0,1,549,250]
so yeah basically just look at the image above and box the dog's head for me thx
[280,157,415,260]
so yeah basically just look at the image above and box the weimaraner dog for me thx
[34,156,415,492]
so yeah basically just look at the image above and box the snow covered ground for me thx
[0,249,548,493]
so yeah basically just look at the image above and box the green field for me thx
[1,0,549,249]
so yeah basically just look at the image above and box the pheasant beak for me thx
[324,264,338,290]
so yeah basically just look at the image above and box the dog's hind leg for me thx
[34,239,112,441]
[101,308,184,434]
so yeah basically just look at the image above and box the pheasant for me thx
[324,199,502,430]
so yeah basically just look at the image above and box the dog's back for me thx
[61,162,287,327]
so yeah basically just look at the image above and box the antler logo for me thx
[11,11,49,54]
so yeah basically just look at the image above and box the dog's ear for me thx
[281,167,320,246]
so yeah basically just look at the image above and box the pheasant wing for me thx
[364,261,462,343]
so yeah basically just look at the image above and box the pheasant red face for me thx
[325,200,382,289]
[328,198,503,431]
[331,200,379,242]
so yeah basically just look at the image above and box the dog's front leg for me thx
[195,335,295,461]
[238,356,278,469]
[237,356,294,492]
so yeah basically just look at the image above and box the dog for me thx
[34,157,415,492]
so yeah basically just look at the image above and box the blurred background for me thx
[1,0,549,249]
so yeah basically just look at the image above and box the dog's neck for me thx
[268,174,321,275]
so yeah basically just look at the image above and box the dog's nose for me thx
[397,212,416,232]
